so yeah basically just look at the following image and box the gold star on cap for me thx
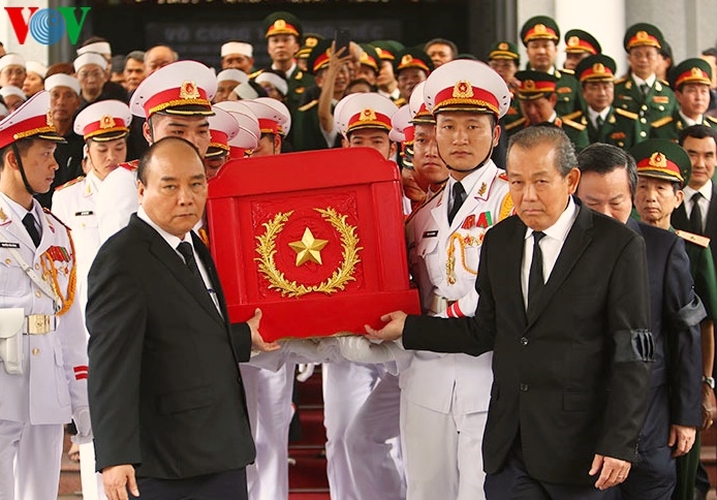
[100,115,116,129]
[289,227,329,266]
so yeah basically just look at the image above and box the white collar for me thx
[0,190,42,224]
[632,73,656,88]
[678,110,702,127]
[684,180,713,203]
[137,205,193,251]
[446,160,498,200]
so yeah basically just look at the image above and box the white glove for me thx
[71,406,93,444]
[337,336,395,364]
[296,363,316,382]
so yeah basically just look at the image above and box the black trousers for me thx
[484,440,619,500]
[135,468,248,500]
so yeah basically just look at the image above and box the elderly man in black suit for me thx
[576,143,704,499]
[368,126,654,499]
[86,137,278,500]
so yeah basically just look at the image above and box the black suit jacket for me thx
[87,214,255,479]
[671,183,717,273]
[403,202,653,486]
[627,220,702,452]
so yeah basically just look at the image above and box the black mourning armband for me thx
[669,295,707,330]
[615,329,655,363]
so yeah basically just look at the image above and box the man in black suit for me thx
[368,126,654,498]
[671,125,717,270]
[86,137,278,500]
[576,143,703,499]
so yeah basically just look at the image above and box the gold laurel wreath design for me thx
[254,207,362,298]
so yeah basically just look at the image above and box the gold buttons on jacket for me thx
[32,348,40,356]
[35,291,41,298]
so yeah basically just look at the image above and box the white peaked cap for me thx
[241,97,291,137]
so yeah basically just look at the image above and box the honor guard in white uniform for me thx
[401,59,513,499]
[94,61,217,242]
[203,106,241,183]
[235,98,296,500]
[214,100,261,161]
[322,93,406,500]
[0,91,91,500]
[52,100,131,499]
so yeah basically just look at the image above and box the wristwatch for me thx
[703,375,715,389]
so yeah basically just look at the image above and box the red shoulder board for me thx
[498,172,508,181]
[119,159,139,171]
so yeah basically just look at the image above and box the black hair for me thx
[577,143,638,196]
[679,124,717,147]
[137,136,202,185]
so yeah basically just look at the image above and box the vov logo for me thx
[5,7,91,45]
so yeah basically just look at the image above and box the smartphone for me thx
[334,29,351,56]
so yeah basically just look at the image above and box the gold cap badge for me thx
[593,63,606,74]
[650,152,667,168]
[401,54,413,66]
[535,24,546,34]
[359,108,377,121]
[568,36,579,47]
[179,81,200,100]
[636,30,648,41]
[274,19,286,30]
[452,80,474,99]
[523,79,536,90]
[100,115,116,129]
[498,42,508,50]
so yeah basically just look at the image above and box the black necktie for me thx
[176,242,205,286]
[448,182,467,225]
[22,213,41,247]
[690,192,704,234]
[528,231,546,304]
[640,83,650,96]
[596,115,605,129]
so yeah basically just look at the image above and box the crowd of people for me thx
[1,7,717,500]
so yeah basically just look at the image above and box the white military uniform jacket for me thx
[0,193,88,424]
[403,160,512,414]
[52,171,102,285]
[95,161,138,243]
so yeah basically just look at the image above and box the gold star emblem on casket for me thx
[289,227,329,266]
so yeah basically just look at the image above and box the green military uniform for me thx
[488,41,523,129]
[392,47,434,107]
[519,15,583,116]
[262,11,316,116]
[570,54,638,149]
[614,23,677,143]
[651,58,717,142]
[631,138,716,500]
[292,38,337,152]
[510,70,589,151]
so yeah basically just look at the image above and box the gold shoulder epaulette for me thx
[675,229,711,249]
[560,68,575,76]
[562,118,586,131]
[297,99,319,112]
[651,115,674,128]
[54,175,84,192]
[394,97,407,107]
[42,207,71,231]
[614,108,638,120]
[405,184,446,224]
[561,110,582,121]
[659,78,670,87]
[505,117,527,131]
[249,69,264,79]
[705,115,717,125]
[614,76,629,85]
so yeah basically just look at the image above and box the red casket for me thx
[206,147,421,341]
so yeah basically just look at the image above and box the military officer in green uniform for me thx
[292,39,347,151]
[519,15,582,116]
[262,11,315,116]
[506,70,589,151]
[372,40,404,103]
[488,41,522,129]
[651,58,717,141]
[568,54,638,149]
[631,138,717,500]
[614,23,676,144]
[392,47,433,107]
[563,29,601,72]
[296,33,323,73]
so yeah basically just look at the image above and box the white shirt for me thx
[272,61,297,80]
[0,191,42,238]
[683,180,712,232]
[679,110,702,127]
[521,197,578,309]
[632,73,656,90]
[137,206,220,313]
[587,106,610,129]
[445,167,485,212]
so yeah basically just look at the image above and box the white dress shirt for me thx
[521,197,578,309]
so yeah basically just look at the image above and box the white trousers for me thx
[400,396,487,500]
[240,363,295,500]
[0,420,63,500]
[322,361,405,500]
